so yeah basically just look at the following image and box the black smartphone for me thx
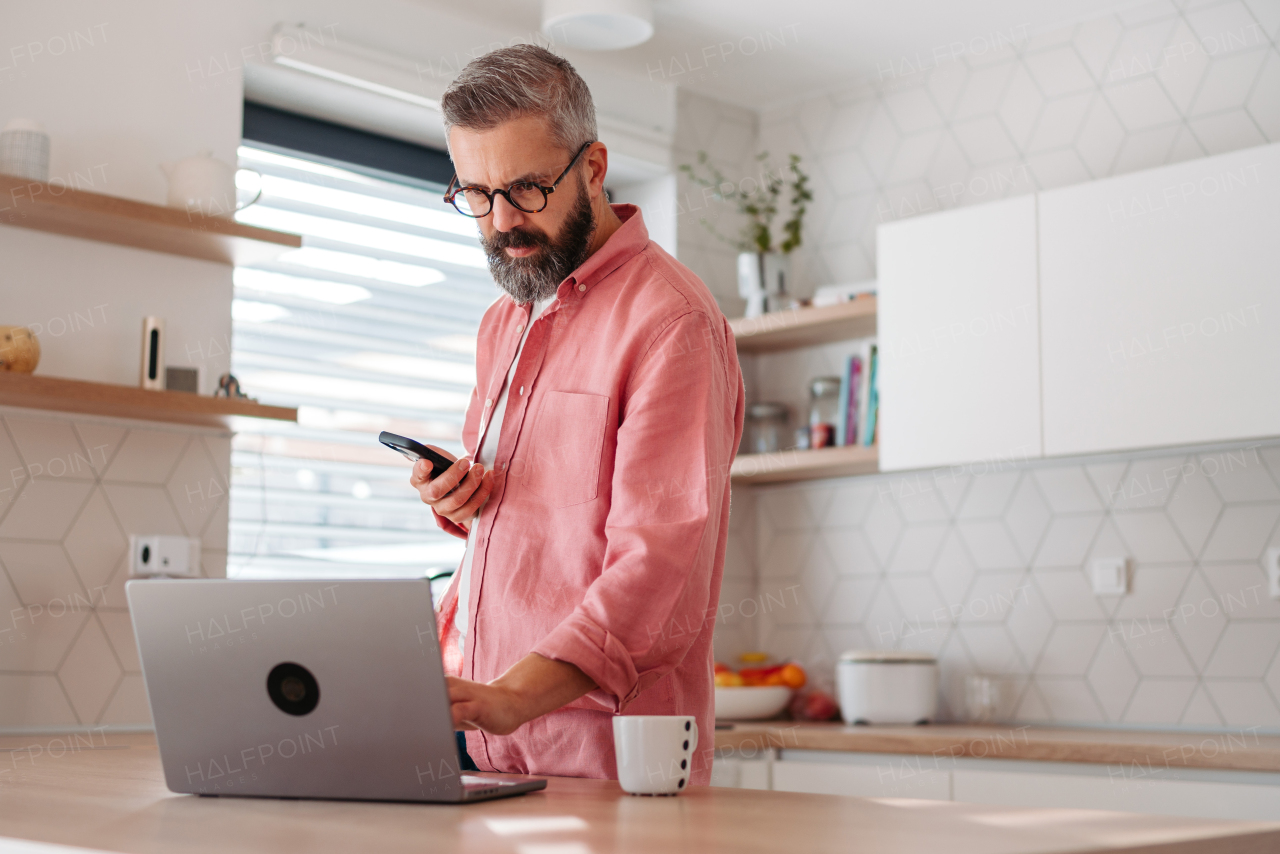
[378,431,455,479]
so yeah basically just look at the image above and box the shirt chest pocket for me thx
[514,390,609,508]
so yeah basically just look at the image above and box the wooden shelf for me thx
[730,297,877,353]
[0,373,296,429]
[731,443,878,484]
[0,174,300,265]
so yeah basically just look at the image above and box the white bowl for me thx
[714,686,791,720]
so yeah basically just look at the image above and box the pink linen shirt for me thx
[432,204,744,785]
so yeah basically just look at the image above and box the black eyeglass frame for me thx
[443,140,595,218]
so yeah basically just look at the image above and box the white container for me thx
[0,119,50,182]
[160,151,236,217]
[836,650,938,725]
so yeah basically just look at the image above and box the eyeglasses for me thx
[443,141,594,218]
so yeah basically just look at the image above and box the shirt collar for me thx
[558,204,648,298]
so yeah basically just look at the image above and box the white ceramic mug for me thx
[612,715,698,796]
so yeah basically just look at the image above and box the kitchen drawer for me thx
[952,766,1280,822]
[772,752,951,800]
[710,756,771,790]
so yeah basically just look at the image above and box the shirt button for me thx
[519,386,524,396]
[578,283,586,292]
[485,398,492,406]
[516,324,524,333]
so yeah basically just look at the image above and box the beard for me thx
[481,178,597,304]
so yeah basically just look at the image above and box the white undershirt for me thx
[454,296,554,657]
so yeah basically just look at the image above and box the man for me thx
[410,44,744,785]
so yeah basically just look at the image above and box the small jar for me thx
[808,376,842,449]
[745,403,789,454]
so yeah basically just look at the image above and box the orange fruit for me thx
[779,663,807,690]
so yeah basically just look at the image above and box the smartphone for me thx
[378,431,456,479]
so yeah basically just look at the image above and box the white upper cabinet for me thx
[1039,143,1280,457]
[877,195,1042,472]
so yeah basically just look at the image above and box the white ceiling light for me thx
[543,0,654,51]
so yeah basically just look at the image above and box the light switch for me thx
[1266,548,1280,599]
[1091,557,1129,595]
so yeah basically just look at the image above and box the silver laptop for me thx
[127,578,546,803]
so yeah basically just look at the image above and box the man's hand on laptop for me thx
[409,448,497,531]
[447,653,597,735]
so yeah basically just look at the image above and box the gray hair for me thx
[441,45,597,155]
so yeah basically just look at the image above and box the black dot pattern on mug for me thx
[679,779,685,788]
[682,740,689,750]
[681,759,687,770]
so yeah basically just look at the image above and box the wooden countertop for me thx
[1,734,1278,854]
[715,723,1280,773]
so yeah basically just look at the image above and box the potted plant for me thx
[679,151,811,317]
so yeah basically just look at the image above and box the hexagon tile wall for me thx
[0,410,229,730]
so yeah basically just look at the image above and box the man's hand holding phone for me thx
[408,447,497,531]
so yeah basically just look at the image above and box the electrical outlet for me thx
[129,535,200,578]
[1091,557,1129,596]
[1266,548,1280,599]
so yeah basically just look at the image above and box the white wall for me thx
[1,0,677,391]
[754,0,1280,295]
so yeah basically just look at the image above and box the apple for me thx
[789,689,840,721]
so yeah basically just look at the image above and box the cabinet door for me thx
[877,195,1042,471]
[1039,143,1280,456]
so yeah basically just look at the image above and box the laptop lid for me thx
[127,579,466,802]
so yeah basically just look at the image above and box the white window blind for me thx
[229,143,495,584]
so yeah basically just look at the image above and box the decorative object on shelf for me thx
[808,376,841,449]
[736,252,792,318]
[813,279,877,308]
[164,366,199,394]
[160,152,244,218]
[679,150,811,318]
[0,119,50,182]
[215,372,252,400]
[140,316,165,391]
[0,326,40,373]
[745,402,789,455]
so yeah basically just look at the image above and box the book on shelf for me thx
[830,341,877,448]
[835,355,851,446]
[840,354,862,445]
[861,344,879,447]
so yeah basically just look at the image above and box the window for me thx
[228,142,495,587]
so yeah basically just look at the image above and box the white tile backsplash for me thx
[727,441,1280,730]
[0,408,229,731]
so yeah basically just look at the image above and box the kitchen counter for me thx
[715,722,1280,773]
[1,733,1279,854]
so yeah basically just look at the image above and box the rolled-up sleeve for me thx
[532,310,739,710]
